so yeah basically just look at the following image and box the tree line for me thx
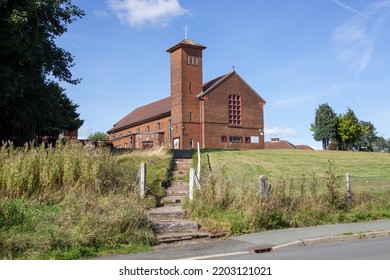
[0,0,84,145]
[311,103,389,152]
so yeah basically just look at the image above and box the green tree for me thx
[356,121,377,151]
[373,136,390,153]
[88,131,108,142]
[0,0,84,144]
[310,103,338,150]
[338,108,361,150]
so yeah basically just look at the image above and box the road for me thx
[96,220,390,260]
[207,236,390,260]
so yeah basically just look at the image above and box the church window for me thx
[136,129,140,134]
[157,123,160,131]
[146,126,150,132]
[190,82,193,93]
[229,136,242,143]
[228,95,242,126]
[190,139,194,149]
[221,136,227,142]
[245,137,251,143]
[190,112,193,122]
[187,55,198,66]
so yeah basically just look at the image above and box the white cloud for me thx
[331,0,390,74]
[107,0,188,28]
[264,127,300,138]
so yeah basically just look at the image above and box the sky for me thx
[57,0,390,150]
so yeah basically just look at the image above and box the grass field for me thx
[186,149,390,234]
[200,149,390,194]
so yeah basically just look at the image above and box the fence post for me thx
[346,173,352,204]
[140,162,146,199]
[259,175,269,197]
[189,168,195,201]
[196,142,200,188]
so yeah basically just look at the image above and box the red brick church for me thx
[108,38,266,149]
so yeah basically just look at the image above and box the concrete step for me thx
[156,232,227,244]
[148,205,185,219]
[151,219,199,234]
[172,170,188,178]
[166,185,188,195]
[161,195,187,205]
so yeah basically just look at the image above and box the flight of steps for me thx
[148,151,223,244]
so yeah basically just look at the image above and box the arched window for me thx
[228,95,242,126]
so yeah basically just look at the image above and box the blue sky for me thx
[58,0,390,149]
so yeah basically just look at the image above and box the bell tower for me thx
[167,39,206,149]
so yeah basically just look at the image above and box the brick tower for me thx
[167,39,206,149]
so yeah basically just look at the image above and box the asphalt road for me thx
[97,220,390,260]
[208,236,390,260]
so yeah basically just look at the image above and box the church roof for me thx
[108,72,265,134]
[108,96,171,133]
[199,72,235,97]
[166,38,206,53]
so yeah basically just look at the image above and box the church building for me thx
[107,38,266,150]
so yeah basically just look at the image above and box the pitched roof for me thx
[108,96,171,133]
[295,145,314,150]
[108,72,266,134]
[198,72,234,97]
[166,38,206,53]
[197,71,266,105]
[265,140,296,149]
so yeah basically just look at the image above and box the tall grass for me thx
[0,143,172,259]
[185,161,390,235]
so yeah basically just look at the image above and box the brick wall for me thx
[110,116,171,148]
[202,73,265,149]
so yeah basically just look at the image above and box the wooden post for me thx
[346,173,352,204]
[189,168,195,201]
[260,175,269,197]
[140,162,146,199]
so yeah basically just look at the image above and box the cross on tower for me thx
[183,24,189,39]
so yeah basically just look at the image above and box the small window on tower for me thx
[187,55,199,66]
[190,112,193,122]
[190,82,193,93]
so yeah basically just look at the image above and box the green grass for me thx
[201,149,390,193]
[185,149,390,235]
[0,143,172,259]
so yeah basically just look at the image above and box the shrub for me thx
[0,143,171,259]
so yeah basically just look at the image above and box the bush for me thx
[0,143,171,259]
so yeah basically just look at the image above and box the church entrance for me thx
[142,141,153,149]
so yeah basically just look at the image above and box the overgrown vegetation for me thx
[185,149,390,235]
[0,142,171,259]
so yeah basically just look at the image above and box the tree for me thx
[373,136,390,153]
[88,132,108,142]
[356,121,377,151]
[310,103,338,150]
[0,0,85,144]
[337,108,361,150]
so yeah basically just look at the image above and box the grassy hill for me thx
[200,149,390,194]
[185,149,390,234]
